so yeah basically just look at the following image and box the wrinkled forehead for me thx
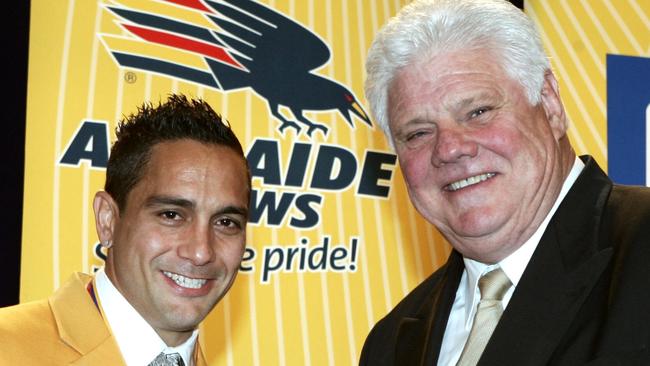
[388,49,510,103]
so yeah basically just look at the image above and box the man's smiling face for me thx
[98,139,249,346]
[387,49,571,263]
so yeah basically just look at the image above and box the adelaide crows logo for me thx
[101,0,372,137]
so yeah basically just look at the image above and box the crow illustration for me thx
[103,0,372,137]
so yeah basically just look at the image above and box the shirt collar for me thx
[94,268,198,366]
[462,156,584,323]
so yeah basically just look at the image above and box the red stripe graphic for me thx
[165,0,211,12]
[123,24,243,69]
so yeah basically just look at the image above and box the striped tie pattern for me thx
[456,267,512,366]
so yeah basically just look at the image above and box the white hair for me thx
[365,0,551,136]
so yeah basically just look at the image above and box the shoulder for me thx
[0,273,96,363]
[0,298,55,334]
[590,184,650,292]
[607,184,650,221]
[0,299,67,363]
[598,184,650,311]
[603,184,650,249]
[594,184,650,355]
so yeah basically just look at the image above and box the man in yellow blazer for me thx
[0,95,251,366]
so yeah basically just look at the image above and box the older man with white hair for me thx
[360,0,650,365]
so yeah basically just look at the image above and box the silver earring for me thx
[102,240,112,249]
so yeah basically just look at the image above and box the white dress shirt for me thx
[94,268,198,366]
[437,157,585,366]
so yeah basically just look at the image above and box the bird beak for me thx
[349,101,372,127]
[352,101,367,120]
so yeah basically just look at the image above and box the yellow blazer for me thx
[0,272,208,365]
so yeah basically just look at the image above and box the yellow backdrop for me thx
[21,0,649,365]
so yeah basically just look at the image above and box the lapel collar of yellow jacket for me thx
[194,340,208,366]
[49,272,125,365]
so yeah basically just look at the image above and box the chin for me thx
[165,312,205,331]
[446,225,512,258]
[464,200,512,224]
[166,299,211,320]
[458,226,497,238]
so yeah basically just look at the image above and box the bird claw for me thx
[277,120,328,138]
[306,123,328,137]
[278,121,301,134]
[274,111,328,138]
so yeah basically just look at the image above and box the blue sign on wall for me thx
[607,54,650,186]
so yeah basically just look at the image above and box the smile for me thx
[446,173,496,191]
[163,271,208,289]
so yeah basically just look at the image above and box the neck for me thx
[158,328,194,347]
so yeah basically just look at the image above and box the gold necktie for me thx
[456,267,512,366]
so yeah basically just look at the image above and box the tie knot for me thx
[166,353,184,366]
[149,352,185,366]
[478,267,511,301]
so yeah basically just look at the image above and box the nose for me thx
[431,127,478,167]
[177,224,215,266]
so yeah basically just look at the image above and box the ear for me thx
[93,191,119,246]
[540,70,568,141]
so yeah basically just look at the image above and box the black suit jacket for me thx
[360,156,650,365]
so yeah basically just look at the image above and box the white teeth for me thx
[447,173,495,191]
[163,271,207,289]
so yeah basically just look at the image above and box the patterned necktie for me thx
[148,352,185,366]
[456,267,512,366]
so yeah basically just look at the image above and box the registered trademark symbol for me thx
[124,72,137,83]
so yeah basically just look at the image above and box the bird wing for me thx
[102,0,251,89]
[204,0,331,72]
[102,0,331,89]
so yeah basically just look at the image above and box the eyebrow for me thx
[448,92,498,112]
[219,205,249,219]
[144,195,194,209]
[144,195,248,217]
[456,97,477,110]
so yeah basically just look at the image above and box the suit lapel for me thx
[70,338,126,366]
[394,251,464,366]
[479,156,614,365]
[50,273,125,365]
[194,338,208,366]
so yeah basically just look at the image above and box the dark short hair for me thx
[105,94,249,211]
